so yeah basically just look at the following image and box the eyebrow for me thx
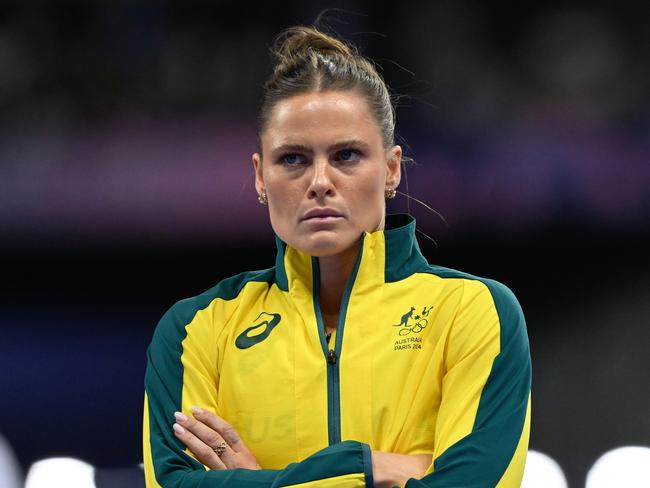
[270,139,371,155]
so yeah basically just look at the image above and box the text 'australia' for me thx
[394,337,422,351]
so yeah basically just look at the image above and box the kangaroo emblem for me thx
[392,305,434,337]
[393,307,416,327]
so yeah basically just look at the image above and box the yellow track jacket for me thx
[143,214,531,487]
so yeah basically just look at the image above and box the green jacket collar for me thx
[273,214,429,292]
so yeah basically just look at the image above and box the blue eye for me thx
[280,154,306,165]
[337,149,361,162]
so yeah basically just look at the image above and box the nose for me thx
[307,158,335,199]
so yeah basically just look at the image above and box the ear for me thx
[386,145,402,190]
[252,152,264,194]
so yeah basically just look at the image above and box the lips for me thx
[302,208,344,221]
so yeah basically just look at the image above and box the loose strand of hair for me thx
[348,31,389,41]
[415,227,439,248]
[375,57,416,77]
[394,132,415,167]
[396,174,441,248]
[314,8,367,51]
[397,166,441,248]
[396,189,449,228]
[401,162,411,215]
[314,8,369,31]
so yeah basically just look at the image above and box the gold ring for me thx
[214,441,227,457]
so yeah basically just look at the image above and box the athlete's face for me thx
[252,90,401,257]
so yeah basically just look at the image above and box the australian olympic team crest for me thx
[392,305,434,351]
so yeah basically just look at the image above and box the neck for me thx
[317,242,361,331]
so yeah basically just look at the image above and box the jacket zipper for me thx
[312,237,365,445]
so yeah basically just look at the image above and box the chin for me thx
[294,230,358,258]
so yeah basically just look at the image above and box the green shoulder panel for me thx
[414,265,531,487]
[148,266,276,368]
[145,267,276,484]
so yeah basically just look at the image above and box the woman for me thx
[143,25,531,488]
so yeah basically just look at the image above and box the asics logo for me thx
[235,312,282,349]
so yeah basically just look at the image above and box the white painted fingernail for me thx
[174,411,188,421]
[173,423,186,435]
[191,406,204,415]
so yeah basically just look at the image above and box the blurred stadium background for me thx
[1,1,648,486]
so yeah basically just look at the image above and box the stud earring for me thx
[258,189,268,205]
[385,187,396,199]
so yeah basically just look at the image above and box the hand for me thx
[372,451,432,488]
[173,406,261,470]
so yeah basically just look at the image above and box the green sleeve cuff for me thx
[274,440,370,486]
[361,443,374,488]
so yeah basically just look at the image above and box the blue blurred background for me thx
[1,1,648,486]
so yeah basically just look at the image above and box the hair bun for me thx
[272,26,355,65]
[259,23,396,150]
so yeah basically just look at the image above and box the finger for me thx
[172,421,226,470]
[191,407,247,453]
[174,412,237,467]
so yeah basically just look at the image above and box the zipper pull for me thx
[327,349,337,365]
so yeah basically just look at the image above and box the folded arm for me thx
[143,299,376,487]
[405,279,532,488]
